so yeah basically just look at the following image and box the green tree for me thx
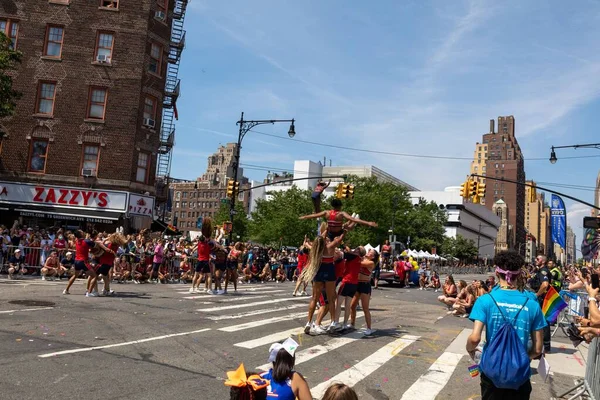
[248,186,316,246]
[0,32,22,118]
[442,235,478,261]
[214,201,249,241]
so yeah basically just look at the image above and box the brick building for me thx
[169,143,250,234]
[0,0,188,230]
[480,116,526,253]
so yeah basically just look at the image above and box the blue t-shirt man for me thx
[470,289,547,353]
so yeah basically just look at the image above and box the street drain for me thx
[8,300,55,307]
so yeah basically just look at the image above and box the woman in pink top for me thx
[150,239,165,283]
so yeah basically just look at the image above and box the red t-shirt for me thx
[342,255,361,285]
[54,239,67,250]
[75,239,93,261]
[99,243,119,265]
[197,240,213,261]
[297,253,308,269]
[382,244,391,254]
[334,259,346,279]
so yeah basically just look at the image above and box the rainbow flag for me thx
[542,286,567,323]
[468,365,480,377]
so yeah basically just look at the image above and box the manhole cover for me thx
[8,300,55,307]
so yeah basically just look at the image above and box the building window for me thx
[175,202,179,208]
[474,166,478,172]
[44,25,64,58]
[174,211,178,218]
[175,191,181,200]
[181,211,186,218]
[143,96,157,125]
[87,87,108,120]
[182,201,187,208]
[149,43,162,75]
[156,0,168,20]
[95,32,114,62]
[36,81,56,115]
[100,0,119,8]
[82,145,99,174]
[182,192,187,198]
[28,140,49,173]
[0,19,19,49]
[136,152,150,183]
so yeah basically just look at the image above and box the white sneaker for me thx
[206,289,215,294]
[103,289,115,296]
[41,276,46,281]
[86,291,99,297]
[217,290,225,295]
[363,328,375,336]
[222,289,228,295]
[313,325,327,335]
[344,323,355,330]
[62,289,70,295]
[292,292,297,297]
[329,322,342,331]
[300,291,308,296]
[304,322,312,334]
[189,288,195,294]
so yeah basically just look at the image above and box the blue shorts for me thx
[74,260,90,272]
[338,282,357,297]
[314,262,336,283]
[357,281,371,295]
[195,260,210,273]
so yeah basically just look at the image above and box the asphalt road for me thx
[0,274,588,400]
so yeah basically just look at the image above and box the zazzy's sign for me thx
[0,182,127,212]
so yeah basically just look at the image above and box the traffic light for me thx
[477,182,486,199]
[226,179,239,199]
[459,181,468,198]
[335,183,344,199]
[469,180,478,199]
[344,184,355,199]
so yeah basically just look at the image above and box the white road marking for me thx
[205,304,306,320]
[219,312,307,332]
[197,297,308,312]
[256,330,366,371]
[400,352,464,400]
[38,328,211,358]
[311,335,420,399]
[182,290,285,300]
[234,327,305,349]
[0,307,54,314]
[235,314,365,349]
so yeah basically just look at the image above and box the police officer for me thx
[549,260,563,291]
[530,254,552,353]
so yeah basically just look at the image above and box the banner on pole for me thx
[551,194,566,249]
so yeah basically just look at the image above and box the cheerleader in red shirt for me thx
[292,238,310,297]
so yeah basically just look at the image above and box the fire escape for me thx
[155,0,188,203]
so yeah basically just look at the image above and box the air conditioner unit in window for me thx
[96,54,110,63]
[155,10,166,20]
[82,168,96,177]
[143,118,156,128]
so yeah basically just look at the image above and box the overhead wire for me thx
[248,129,600,162]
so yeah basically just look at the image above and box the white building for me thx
[408,187,501,258]
[249,160,416,214]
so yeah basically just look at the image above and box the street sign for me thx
[220,198,230,204]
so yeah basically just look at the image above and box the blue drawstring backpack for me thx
[479,294,531,390]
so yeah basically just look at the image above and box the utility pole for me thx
[389,195,399,260]
[477,223,482,266]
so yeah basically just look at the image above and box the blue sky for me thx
[173,0,600,244]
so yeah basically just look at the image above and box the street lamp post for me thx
[229,112,296,242]
[389,195,399,260]
[549,143,600,164]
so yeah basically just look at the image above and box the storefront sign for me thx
[128,194,155,218]
[0,181,127,212]
[19,211,115,224]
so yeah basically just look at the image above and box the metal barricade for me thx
[553,290,588,338]
[1,245,46,273]
[559,337,599,400]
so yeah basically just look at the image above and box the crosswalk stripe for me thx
[400,351,464,400]
[256,330,365,371]
[219,312,307,332]
[0,307,54,314]
[205,304,306,320]
[181,290,285,300]
[197,297,308,312]
[235,327,304,349]
[234,314,366,349]
[311,335,420,399]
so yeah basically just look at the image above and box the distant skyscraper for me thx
[566,226,576,264]
[479,116,526,253]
